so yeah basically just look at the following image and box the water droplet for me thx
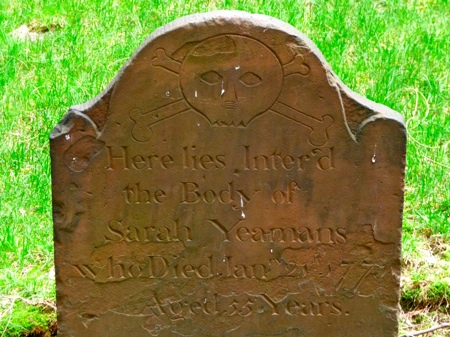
[371,144,377,163]
[220,81,225,97]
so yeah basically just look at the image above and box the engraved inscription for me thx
[105,145,334,172]
[105,146,226,171]
[73,254,316,281]
[105,143,336,208]
[73,223,393,300]
[335,260,387,295]
[122,183,167,204]
[243,146,334,171]
[207,218,346,245]
[104,219,192,243]
[179,182,260,207]
[121,292,344,320]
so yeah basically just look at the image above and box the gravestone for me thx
[51,11,406,337]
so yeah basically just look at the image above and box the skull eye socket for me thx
[239,72,262,87]
[199,71,223,85]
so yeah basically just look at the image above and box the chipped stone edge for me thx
[50,10,405,140]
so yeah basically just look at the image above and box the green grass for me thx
[0,300,55,337]
[1,0,449,335]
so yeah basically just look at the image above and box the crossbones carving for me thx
[130,35,333,146]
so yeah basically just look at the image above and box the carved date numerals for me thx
[335,260,386,295]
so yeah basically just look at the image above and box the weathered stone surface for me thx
[51,11,406,337]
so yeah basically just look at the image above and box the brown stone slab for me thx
[51,11,406,337]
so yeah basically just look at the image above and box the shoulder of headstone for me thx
[335,77,406,141]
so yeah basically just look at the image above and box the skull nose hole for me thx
[221,79,237,102]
